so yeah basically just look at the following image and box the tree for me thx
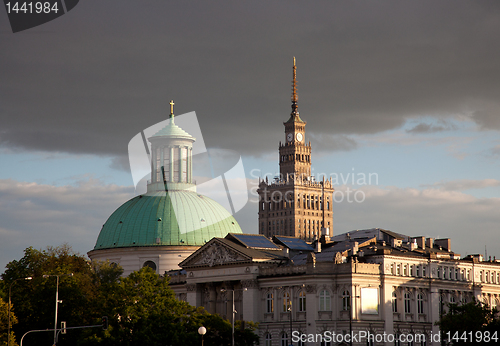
[2,247,258,346]
[80,267,259,346]
[1,245,123,346]
[436,300,500,345]
[0,296,18,346]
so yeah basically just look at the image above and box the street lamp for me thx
[7,276,32,346]
[221,287,247,346]
[287,303,293,346]
[43,273,73,346]
[198,326,206,346]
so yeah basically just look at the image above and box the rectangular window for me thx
[266,293,274,313]
[299,292,306,312]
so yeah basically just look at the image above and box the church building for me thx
[88,102,243,276]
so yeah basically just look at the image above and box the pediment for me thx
[181,239,250,268]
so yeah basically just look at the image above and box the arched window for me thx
[298,291,306,312]
[404,292,411,313]
[142,260,157,271]
[392,291,398,313]
[266,293,274,313]
[281,332,288,346]
[417,293,424,314]
[342,290,350,311]
[283,292,291,312]
[319,290,331,311]
[265,333,272,346]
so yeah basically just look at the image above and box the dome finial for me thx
[169,100,175,119]
[291,57,298,115]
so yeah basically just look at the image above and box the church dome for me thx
[94,190,242,250]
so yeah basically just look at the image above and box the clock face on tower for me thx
[296,133,303,141]
[287,133,293,142]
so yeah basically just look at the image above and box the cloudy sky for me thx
[1,0,500,271]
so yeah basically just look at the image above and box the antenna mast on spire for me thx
[291,57,298,116]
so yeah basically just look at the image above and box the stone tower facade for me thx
[258,58,334,242]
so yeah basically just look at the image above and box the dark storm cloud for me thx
[1,0,500,158]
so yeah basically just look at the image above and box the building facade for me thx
[170,230,500,346]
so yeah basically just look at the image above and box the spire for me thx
[169,100,175,122]
[291,57,298,116]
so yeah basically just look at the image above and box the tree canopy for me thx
[436,300,500,345]
[1,245,259,346]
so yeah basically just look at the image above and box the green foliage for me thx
[0,297,19,346]
[1,245,123,346]
[2,247,259,346]
[83,267,258,346]
[436,300,500,345]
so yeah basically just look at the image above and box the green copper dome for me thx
[94,190,242,249]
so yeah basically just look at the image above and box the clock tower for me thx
[257,58,334,242]
[279,57,311,179]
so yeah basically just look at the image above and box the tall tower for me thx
[257,59,334,242]
[279,57,311,179]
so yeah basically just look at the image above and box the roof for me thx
[284,113,305,124]
[273,236,314,251]
[227,233,280,250]
[93,190,242,249]
[179,236,285,268]
[150,118,195,141]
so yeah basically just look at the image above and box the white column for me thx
[169,147,174,182]
[242,280,259,322]
[305,285,316,337]
[160,146,164,182]
[429,287,440,346]
[382,284,394,346]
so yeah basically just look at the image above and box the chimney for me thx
[434,238,451,251]
[391,238,402,248]
[410,239,418,251]
[321,228,330,243]
[426,238,434,249]
[315,240,321,253]
[413,236,425,250]
[352,242,359,256]
[282,247,290,258]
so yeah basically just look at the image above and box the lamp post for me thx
[7,276,32,346]
[43,273,73,346]
[221,287,247,346]
[287,303,293,346]
[198,326,206,346]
